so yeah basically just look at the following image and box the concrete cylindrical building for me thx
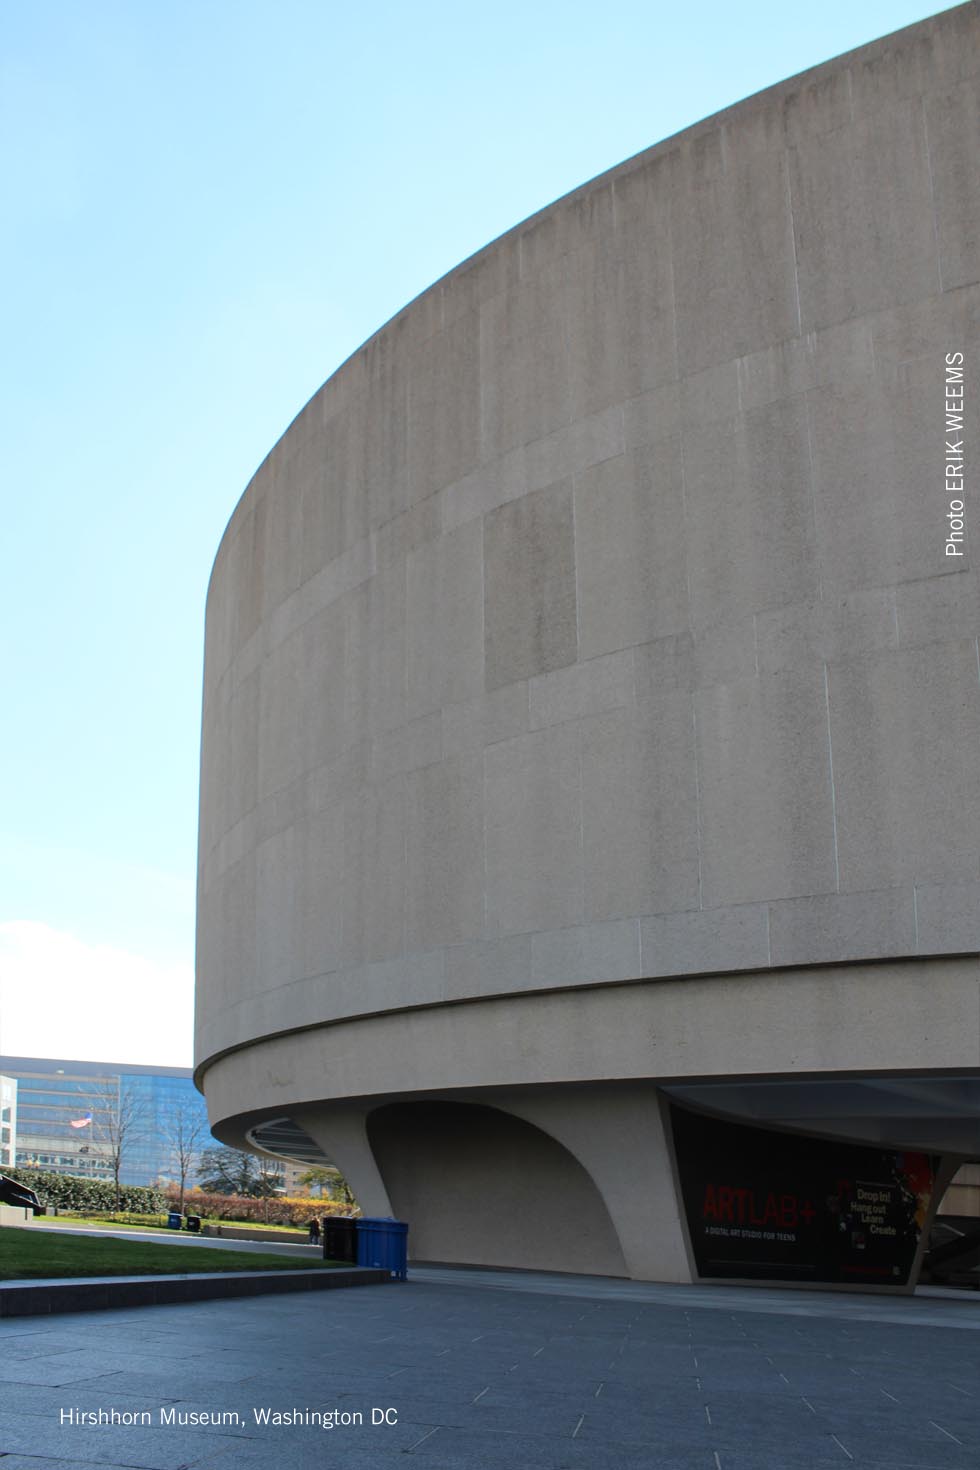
[196,6,979,1288]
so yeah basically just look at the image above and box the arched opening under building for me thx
[367,1099,628,1276]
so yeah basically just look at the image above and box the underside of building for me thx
[196,5,980,1291]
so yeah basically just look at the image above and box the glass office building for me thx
[0,1056,213,1188]
[0,1075,16,1171]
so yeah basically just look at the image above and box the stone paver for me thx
[0,1270,976,1469]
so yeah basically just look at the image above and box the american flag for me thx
[69,1113,92,1129]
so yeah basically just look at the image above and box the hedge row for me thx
[172,1190,360,1225]
[4,1168,168,1212]
[3,1169,359,1224]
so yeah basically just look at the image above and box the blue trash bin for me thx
[356,1217,408,1279]
[167,1211,182,1230]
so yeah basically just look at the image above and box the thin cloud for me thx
[0,921,194,1067]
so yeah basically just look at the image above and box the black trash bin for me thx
[322,1216,358,1263]
[185,1215,201,1233]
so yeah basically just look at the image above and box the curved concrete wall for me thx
[196,6,980,1279]
[367,1102,629,1275]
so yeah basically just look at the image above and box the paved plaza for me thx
[0,1269,977,1470]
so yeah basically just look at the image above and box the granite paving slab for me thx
[0,1270,976,1470]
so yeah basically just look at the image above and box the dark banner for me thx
[670,1105,935,1287]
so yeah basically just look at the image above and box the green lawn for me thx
[0,1227,343,1280]
[32,1216,170,1233]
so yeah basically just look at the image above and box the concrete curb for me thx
[0,1267,391,1317]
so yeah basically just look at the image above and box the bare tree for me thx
[89,1078,147,1210]
[161,1099,211,1213]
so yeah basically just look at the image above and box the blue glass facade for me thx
[0,1056,213,1188]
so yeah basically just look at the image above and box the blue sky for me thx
[0,1,955,1065]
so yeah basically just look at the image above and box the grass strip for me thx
[33,1217,307,1237]
[0,1226,343,1280]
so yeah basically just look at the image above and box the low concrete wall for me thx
[0,1267,389,1317]
[0,1205,32,1226]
